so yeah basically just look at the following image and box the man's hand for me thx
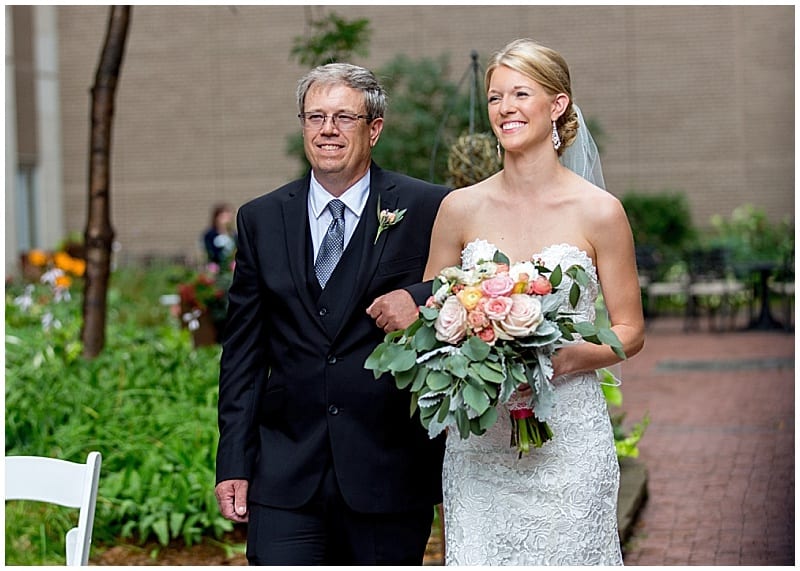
[215,479,249,523]
[367,289,419,333]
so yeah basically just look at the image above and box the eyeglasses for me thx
[297,112,370,130]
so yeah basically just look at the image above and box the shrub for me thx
[622,191,697,280]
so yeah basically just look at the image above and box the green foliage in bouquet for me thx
[366,249,625,455]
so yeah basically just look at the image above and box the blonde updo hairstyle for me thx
[485,39,578,157]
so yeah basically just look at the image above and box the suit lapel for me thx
[330,166,398,342]
[281,176,325,332]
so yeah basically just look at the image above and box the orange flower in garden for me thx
[55,275,72,288]
[70,258,86,276]
[52,251,86,276]
[27,250,49,267]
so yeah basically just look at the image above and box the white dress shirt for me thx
[308,171,371,260]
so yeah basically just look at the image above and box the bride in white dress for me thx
[421,39,646,565]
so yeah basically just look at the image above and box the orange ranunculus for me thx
[55,275,72,288]
[456,286,483,311]
[27,249,49,267]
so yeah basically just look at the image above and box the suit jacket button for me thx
[328,405,339,415]
[327,355,337,364]
[319,307,328,316]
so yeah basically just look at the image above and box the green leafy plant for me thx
[290,10,371,68]
[622,191,696,280]
[599,369,651,459]
[708,203,794,268]
[5,265,231,565]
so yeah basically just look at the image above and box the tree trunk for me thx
[81,6,131,358]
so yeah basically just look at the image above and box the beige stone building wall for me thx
[52,5,794,262]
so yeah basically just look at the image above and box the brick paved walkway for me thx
[619,317,795,565]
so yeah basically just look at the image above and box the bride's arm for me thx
[552,196,645,377]
[423,193,468,280]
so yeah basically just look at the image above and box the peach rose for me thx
[477,327,496,344]
[435,296,468,344]
[467,308,490,330]
[498,294,544,338]
[530,276,553,295]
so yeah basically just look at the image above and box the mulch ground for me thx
[91,525,445,565]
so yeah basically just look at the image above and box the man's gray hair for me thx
[296,63,387,120]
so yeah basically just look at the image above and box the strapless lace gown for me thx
[442,240,623,566]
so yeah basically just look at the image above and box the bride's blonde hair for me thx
[485,39,578,156]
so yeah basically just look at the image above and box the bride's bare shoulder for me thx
[441,173,499,212]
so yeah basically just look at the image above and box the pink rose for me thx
[483,296,513,321]
[530,276,553,295]
[498,294,544,338]
[435,296,468,344]
[481,273,515,298]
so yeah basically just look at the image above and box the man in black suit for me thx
[214,63,448,565]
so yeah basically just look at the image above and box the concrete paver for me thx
[619,317,795,566]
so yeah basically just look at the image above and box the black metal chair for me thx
[684,247,748,332]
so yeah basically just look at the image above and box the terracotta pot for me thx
[191,310,218,348]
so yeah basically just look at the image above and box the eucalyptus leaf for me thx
[388,348,418,373]
[573,321,599,338]
[419,305,439,321]
[549,264,563,287]
[478,406,499,431]
[411,323,437,352]
[395,365,417,389]
[569,282,580,307]
[445,353,470,378]
[462,335,491,361]
[493,250,510,265]
[462,384,491,415]
[426,370,452,391]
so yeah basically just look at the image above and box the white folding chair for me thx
[5,451,102,566]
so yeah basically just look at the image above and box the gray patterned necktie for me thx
[314,199,346,288]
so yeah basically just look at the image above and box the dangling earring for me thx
[551,121,562,150]
[496,141,502,161]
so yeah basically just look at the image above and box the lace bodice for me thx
[442,239,622,566]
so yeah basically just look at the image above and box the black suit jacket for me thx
[216,163,449,514]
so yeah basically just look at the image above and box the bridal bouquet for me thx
[365,249,625,455]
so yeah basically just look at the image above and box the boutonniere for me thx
[374,201,407,244]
